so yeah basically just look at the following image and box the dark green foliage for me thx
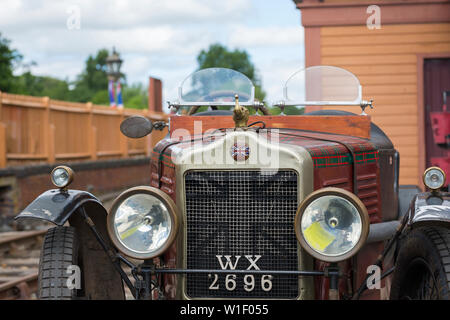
[270,106,305,115]
[122,83,148,110]
[69,49,110,102]
[197,43,266,102]
[14,72,71,100]
[0,33,23,92]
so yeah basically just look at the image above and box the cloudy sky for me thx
[0,0,304,109]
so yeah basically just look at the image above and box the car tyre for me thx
[390,227,450,300]
[38,226,82,300]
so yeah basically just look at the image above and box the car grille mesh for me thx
[185,170,299,298]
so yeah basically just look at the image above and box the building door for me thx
[423,59,450,172]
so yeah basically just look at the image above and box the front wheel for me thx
[390,227,450,300]
[38,226,82,299]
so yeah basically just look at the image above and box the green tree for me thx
[123,83,148,109]
[269,105,304,115]
[197,43,266,102]
[91,89,109,105]
[70,49,113,102]
[0,33,23,92]
[14,72,71,100]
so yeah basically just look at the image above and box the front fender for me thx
[409,192,450,228]
[15,189,105,225]
[15,188,125,299]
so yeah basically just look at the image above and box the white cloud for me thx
[1,0,249,57]
[0,0,251,31]
[29,59,83,82]
[229,25,304,48]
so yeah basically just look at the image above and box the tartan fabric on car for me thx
[151,129,379,169]
[274,130,378,168]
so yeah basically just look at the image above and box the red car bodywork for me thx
[149,115,389,300]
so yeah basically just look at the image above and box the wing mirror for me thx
[120,115,167,139]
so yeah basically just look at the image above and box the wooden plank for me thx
[55,153,90,160]
[0,272,37,291]
[49,105,89,114]
[43,97,51,164]
[50,99,87,109]
[92,108,121,116]
[399,167,421,177]
[97,150,122,157]
[0,98,45,109]
[357,74,417,85]
[1,258,39,267]
[148,113,168,121]
[398,157,420,167]
[128,149,146,155]
[86,103,95,161]
[399,162,421,170]
[0,123,6,168]
[366,94,417,105]
[123,109,145,116]
[322,97,419,113]
[119,109,128,158]
[0,91,2,122]
[0,230,46,246]
[368,104,417,116]
[370,114,418,126]
[6,154,47,160]
[48,124,55,163]
[322,43,450,56]
[400,177,421,186]
[322,32,450,46]
[28,105,37,154]
[398,162,420,170]
[332,64,417,75]
[0,268,37,276]
[170,115,371,139]
[384,136,419,147]
[322,55,417,66]
[91,127,98,161]
[394,145,419,157]
[363,84,417,95]
[321,23,450,37]
[381,126,419,137]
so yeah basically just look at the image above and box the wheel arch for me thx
[409,192,450,229]
[15,189,125,299]
[68,202,125,300]
[390,226,450,299]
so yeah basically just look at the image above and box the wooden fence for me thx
[0,91,168,168]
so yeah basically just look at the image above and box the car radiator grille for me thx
[185,170,299,299]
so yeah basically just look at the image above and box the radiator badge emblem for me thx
[231,143,250,161]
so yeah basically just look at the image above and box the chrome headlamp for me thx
[294,188,369,262]
[107,186,179,260]
[51,166,74,188]
[423,167,446,191]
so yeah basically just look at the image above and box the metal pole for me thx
[326,264,340,300]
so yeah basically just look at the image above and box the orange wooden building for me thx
[294,0,450,186]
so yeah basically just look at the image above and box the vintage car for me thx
[15,66,450,300]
